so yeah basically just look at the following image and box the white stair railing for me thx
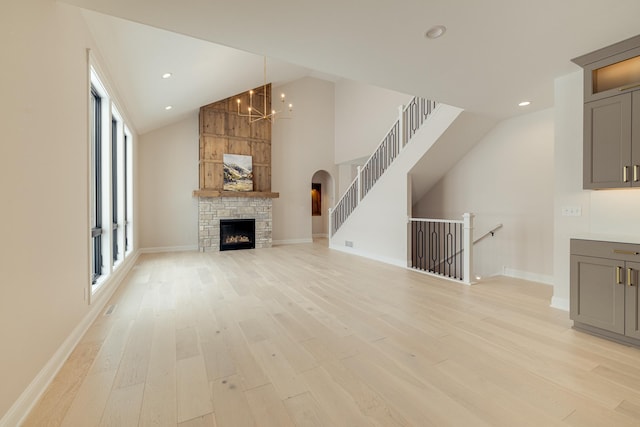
[408,213,474,285]
[329,97,437,236]
[329,175,359,236]
[404,97,437,145]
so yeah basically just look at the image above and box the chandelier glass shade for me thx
[236,57,293,123]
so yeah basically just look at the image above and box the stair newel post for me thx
[398,104,405,153]
[463,212,475,285]
[357,166,362,201]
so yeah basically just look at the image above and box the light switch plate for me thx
[561,206,582,217]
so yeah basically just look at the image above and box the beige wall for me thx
[0,0,138,421]
[139,115,199,250]
[134,77,338,247]
[334,80,412,164]
[272,77,338,243]
[413,108,555,282]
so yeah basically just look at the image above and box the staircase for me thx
[330,97,439,235]
[328,99,465,267]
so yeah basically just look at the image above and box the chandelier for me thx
[236,56,293,123]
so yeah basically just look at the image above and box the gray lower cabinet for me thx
[570,239,640,344]
[626,261,640,339]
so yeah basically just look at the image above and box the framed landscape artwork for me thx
[223,153,253,191]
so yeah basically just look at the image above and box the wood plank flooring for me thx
[23,240,640,426]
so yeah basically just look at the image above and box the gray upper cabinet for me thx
[633,92,640,186]
[573,35,640,189]
[583,93,632,189]
[581,46,640,103]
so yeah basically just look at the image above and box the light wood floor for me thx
[24,240,640,426]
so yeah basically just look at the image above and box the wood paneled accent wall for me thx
[199,84,272,192]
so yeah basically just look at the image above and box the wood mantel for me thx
[193,190,279,198]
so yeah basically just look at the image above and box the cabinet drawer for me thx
[571,239,640,262]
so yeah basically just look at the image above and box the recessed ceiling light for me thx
[162,73,172,79]
[425,25,447,39]
[165,105,173,110]
[518,101,531,107]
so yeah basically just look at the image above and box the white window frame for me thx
[88,54,135,300]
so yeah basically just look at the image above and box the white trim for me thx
[551,296,570,312]
[408,266,476,285]
[88,49,137,135]
[329,243,406,268]
[502,267,554,286]
[0,250,140,427]
[408,217,464,224]
[272,238,313,245]
[139,245,198,254]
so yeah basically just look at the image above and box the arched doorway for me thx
[310,170,334,242]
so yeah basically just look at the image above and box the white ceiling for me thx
[81,10,323,134]
[63,0,640,135]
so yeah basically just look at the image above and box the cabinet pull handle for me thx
[616,266,623,284]
[628,268,634,287]
[613,249,640,255]
[619,83,640,92]
[623,166,629,183]
[635,165,639,182]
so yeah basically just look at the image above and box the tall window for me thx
[124,133,130,253]
[90,87,103,284]
[111,117,119,263]
[89,64,134,294]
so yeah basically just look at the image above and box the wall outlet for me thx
[561,206,582,217]
[345,240,354,247]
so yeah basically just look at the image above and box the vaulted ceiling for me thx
[61,0,640,135]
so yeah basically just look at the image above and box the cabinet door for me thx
[625,261,640,339]
[632,92,640,187]
[582,46,640,103]
[583,93,632,189]
[570,255,625,334]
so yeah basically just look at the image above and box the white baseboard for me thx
[551,296,570,312]
[502,267,554,286]
[409,267,475,285]
[0,250,140,427]
[272,238,313,245]
[501,268,568,312]
[328,243,406,268]
[139,245,198,254]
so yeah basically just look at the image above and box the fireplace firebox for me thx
[220,219,255,251]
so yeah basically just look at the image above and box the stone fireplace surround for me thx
[195,86,279,251]
[198,196,272,252]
